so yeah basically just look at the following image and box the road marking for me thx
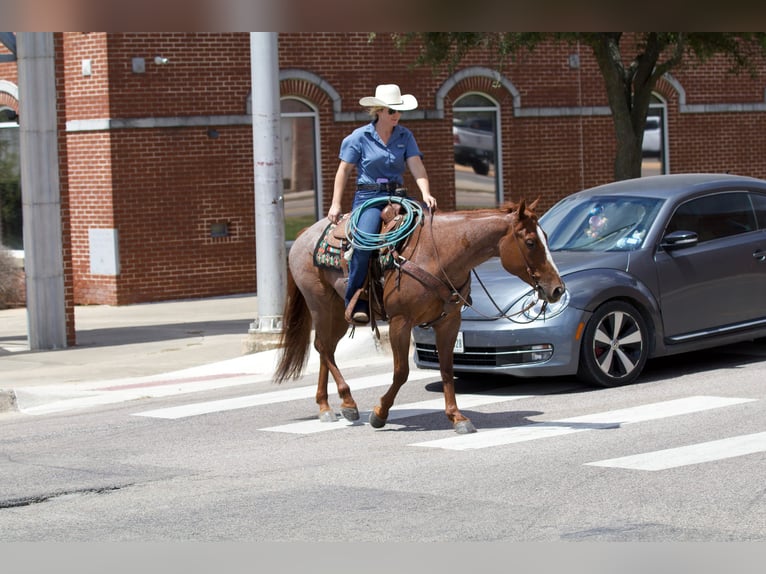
[132,370,437,420]
[17,373,264,416]
[585,431,766,471]
[411,396,756,451]
[259,392,536,434]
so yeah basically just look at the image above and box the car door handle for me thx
[754,249,766,262]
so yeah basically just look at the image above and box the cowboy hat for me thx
[359,84,418,111]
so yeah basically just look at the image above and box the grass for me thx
[285,215,317,241]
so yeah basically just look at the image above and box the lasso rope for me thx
[345,196,424,250]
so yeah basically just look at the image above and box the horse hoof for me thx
[454,420,477,434]
[318,410,337,423]
[368,410,387,429]
[341,407,360,421]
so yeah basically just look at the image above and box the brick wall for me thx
[62,33,256,306]
[3,32,766,314]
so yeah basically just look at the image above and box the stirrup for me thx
[351,310,369,324]
[345,287,369,325]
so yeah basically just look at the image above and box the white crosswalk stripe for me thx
[132,370,437,420]
[585,431,766,471]
[259,392,536,434]
[410,396,756,451]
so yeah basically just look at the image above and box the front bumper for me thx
[412,310,588,378]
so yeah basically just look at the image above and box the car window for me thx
[665,191,756,242]
[750,192,766,230]
[542,195,663,252]
[645,117,659,130]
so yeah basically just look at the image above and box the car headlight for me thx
[510,288,570,321]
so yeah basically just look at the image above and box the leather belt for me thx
[357,182,404,193]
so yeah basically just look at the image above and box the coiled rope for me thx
[345,196,425,250]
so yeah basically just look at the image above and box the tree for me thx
[391,32,766,181]
[0,135,21,249]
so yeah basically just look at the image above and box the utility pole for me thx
[244,32,286,353]
[17,32,67,350]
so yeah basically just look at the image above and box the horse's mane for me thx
[441,198,538,219]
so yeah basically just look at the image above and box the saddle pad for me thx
[313,223,345,270]
[312,222,397,271]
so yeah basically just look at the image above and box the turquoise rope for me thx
[345,196,424,250]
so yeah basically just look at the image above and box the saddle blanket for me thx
[313,222,395,271]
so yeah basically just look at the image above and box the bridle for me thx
[429,207,550,324]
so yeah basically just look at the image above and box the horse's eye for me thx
[525,239,536,249]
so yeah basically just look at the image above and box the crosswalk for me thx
[129,370,766,471]
[410,396,755,451]
[133,370,436,420]
[586,431,766,471]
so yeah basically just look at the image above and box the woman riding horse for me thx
[328,83,437,325]
[275,198,566,435]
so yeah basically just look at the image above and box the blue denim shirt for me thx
[339,121,423,187]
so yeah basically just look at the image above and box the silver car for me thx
[413,173,766,387]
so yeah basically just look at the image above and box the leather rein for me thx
[390,207,548,326]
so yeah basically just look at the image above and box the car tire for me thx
[472,158,490,176]
[577,301,649,388]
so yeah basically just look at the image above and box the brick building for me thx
[1,33,765,344]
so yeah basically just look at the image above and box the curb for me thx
[0,324,394,416]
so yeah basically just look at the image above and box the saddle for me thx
[329,202,403,247]
[313,200,407,326]
[313,201,405,270]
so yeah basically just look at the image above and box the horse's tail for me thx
[274,265,313,384]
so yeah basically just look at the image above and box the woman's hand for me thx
[327,203,342,224]
[422,193,437,210]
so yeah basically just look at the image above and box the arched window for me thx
[453,93,500,209]
[0,106,21,250]
[642,93,668,177]
[280,97,321,241]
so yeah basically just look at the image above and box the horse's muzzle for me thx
[538,282,566,304]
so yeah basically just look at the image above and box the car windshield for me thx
[541,195,664,252]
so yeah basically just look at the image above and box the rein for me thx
[427,207,549,324]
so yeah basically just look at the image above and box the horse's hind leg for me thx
[325,352,360,422]
[315,360,337,422]
[313,307,359,422]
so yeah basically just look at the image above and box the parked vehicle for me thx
[642,116,661,157]
[453,117,494,175]
[413,173,766,387]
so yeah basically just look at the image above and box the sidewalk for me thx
[0,294,391,415]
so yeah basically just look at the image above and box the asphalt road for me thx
[1,337,765,544]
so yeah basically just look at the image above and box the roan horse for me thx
[274,199,566,434]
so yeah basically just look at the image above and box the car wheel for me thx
[472,158,490,176]
[577,301,649,388]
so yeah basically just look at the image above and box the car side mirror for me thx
[661,230,699,250]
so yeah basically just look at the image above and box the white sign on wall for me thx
[88,228,120,275]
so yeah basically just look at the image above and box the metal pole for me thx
[247,32,285,342]
[17,32,67,350]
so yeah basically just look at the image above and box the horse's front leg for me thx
[434,315,476,434]
[369,317,411,429]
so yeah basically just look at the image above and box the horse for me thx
[274,199,566,434]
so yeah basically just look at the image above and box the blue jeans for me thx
[345,190,389,308]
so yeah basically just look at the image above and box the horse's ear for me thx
[517,198,527,220]
[528,197,541,212]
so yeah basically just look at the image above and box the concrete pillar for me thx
[17,32,67,350]
[244,32,286,353]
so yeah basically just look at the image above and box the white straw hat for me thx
[359,84,418,111]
